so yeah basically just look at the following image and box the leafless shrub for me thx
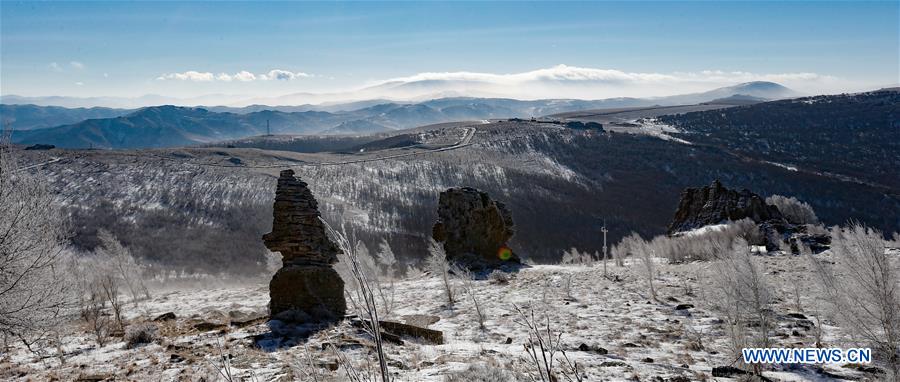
[404,264,426,279]
[79,284,110,348]
[96,229,150,305]
[292,343,331,382]
[560,247,592,266]
[706,239,773,370]
[513,305,584,382]
[621,233,659,301]
[98,272,124,331]
[444,362,518,382]
[808,223,900,377]
[124,323,158,349]
[324,223,391,382]
[683,324,705,351]
[428,239,455,304]
[205,337,236,382]
[0,146,74,338]
[645,219,760,263]
[766,194,819,225]
[374,239,397,317]
[452,264,486,330]
[488,270,510,285]
[562,274,575,301]
[612,232,646,266]
[806,223,830,236]
[327,343,382,382]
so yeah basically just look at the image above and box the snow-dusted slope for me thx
[3,256,876,381]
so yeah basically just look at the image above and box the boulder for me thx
[263,169,345,323]
[432,187,519,268]
[667,180,784,234]
[153,312,176,322]
[379,320,444,345]
[268,265,346,322]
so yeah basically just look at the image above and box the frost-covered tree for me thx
[451,264,486,329]
[96,229,150,305]
[427,239,455,304]
[706,239,773,370]
[617,233,658,301]
[0,147,73,338]
[766,194,819,225]
[560,247,592,266]
[809,223,900,377]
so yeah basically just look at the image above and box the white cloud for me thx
[381,64,830,86]
[49,62,62,72]
[157,71,216,81]
[234,70,258,82]
[70,61,85,70]
[368,64,842,99]
[260,69,311,81]
[157,69,310,82]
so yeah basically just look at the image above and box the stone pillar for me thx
[263,169,345,322]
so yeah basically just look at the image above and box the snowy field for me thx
[1,253,883,381]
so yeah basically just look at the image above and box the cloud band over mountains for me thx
[363,64,840,100]
[157,69,312,82]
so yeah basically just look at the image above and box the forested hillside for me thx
[661,89,900,190]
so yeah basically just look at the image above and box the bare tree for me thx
[324,222,391,382]
[766,194,819,225]
[707,239,773,371]
[452,264,486,330]
[98,272,124,331]
[79,283,110,348]
[96,229,150,305]
[560,247,592,266]
[624,233,659,301]
[375,239,397,316]
[427,239,455,304]
[809,223,900,377]
[513,305,584,382]
[0,145,74,339]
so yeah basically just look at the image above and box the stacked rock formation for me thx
[667,180,784,235]
[263,169,345,322]
[432,187,519,268]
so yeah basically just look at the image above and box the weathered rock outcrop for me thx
[667,180,784,234]
[668,180,831,253]
[263,169,345,323]
[432,187,519,268]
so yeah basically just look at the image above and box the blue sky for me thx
[1,1,897,102]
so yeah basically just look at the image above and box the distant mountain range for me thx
[0,104,129,130]
[2,80,798,110]
[5,82,801,149]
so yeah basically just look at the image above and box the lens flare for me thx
[497,246,512,261]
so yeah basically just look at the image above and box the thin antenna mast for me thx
[601,220,608,278]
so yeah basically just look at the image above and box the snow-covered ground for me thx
[1,256,881,381]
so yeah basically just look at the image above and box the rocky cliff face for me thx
[432,187,519,269]
[263,169,345,322]
[667,180,784,235]
[666,180,831,253]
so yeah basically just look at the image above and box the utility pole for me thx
[601,220,608,278]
